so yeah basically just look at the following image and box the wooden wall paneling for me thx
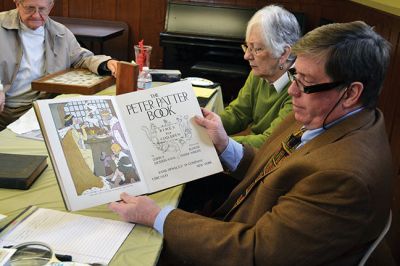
[27,0,65,16]
[376,19,400,137]
[387,22,400,252]
[235,0,257,8]
[186,0,215,4]
[388,173,400,264]
[116,0,141,61]
[139,0,166,68]
[319,1,347,24]
[91,0,116,20]
[68,0,92,18]
[50,2,63,17]
[3,0,14,11]
[214,0,250,7]
[86,0,121,58]
[61,0,69,16]
[211,0,230,6]
[299,0,324,31]
[390,46,400,164]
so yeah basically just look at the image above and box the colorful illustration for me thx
[107,143,139,186]
[49,99,140,195]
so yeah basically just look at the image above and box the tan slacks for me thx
[0,104,32,131]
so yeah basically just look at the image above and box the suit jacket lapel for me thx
[216,109,375,220]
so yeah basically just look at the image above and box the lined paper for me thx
[0,208,134,264]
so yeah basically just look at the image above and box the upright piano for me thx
[160,1,256,103]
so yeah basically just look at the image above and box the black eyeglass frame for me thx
[288,68,346,94]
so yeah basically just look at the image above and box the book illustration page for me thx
[49,99,140,196]
[44,69,107,86]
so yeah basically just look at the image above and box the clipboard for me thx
[0,206,37,237]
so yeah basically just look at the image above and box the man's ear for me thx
[49,1,55,11]
[342,82,364,108]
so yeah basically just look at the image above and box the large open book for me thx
[34,80,223,211]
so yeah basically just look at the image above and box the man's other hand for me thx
[194,108,229,154]
[109,192,161,227]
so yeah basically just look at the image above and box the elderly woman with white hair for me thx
[220,5,301,148]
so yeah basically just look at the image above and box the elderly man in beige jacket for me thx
[0,0,118,130]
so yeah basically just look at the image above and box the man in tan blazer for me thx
[109,21,394,265]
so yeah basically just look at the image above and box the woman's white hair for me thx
[246,5,301,60]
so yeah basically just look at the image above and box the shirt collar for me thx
[299,107,364,148]
[270,71,290,93]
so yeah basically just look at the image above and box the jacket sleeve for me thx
[162,171,372,266]
[66,28,111,74]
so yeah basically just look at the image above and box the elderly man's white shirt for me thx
[6,22,45,105]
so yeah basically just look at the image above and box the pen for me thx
[55,253,72,261]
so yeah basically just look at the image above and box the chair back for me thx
[358,210,392,266]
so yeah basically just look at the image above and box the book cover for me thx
[0,153,48,190]
[33,80,223,211]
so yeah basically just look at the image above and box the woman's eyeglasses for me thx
[241,44,264,56]
[287,68,345,94]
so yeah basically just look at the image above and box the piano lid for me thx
[164,1,256,40]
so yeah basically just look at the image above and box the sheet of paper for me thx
[0,248,16,265]
[16,129,43,141]
[0,214,6,221]
[0,208,134,265]
[7,108,40,134]
[193,86,217,98]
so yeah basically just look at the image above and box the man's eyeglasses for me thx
[287,68,345,94]
[19,2,51,15]
[241,44,264,56]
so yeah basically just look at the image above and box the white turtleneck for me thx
[6,22,45,107]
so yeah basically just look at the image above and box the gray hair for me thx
[292,21,391,109]
[246,5,301,61]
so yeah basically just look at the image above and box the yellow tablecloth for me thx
[0,127,183,265]
[0,83,223,265]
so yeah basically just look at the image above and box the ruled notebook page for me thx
[0,208,134,264]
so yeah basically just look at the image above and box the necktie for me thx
[261,128,305,175]
[231,128,305,209]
